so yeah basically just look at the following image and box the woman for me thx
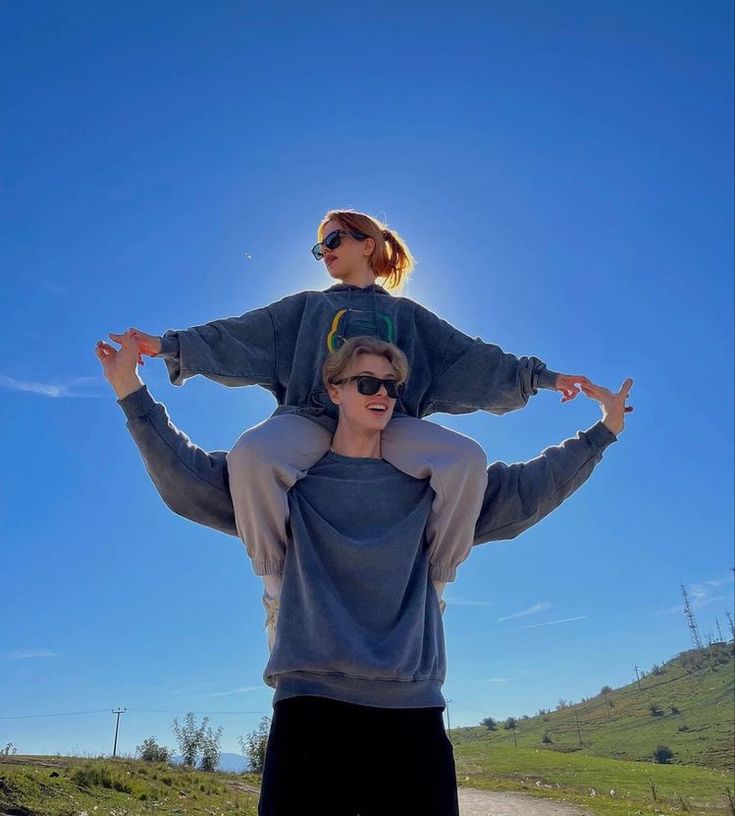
[96,331,631,816]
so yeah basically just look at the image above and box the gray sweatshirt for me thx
[157,284,560,429]
[117,386,617,709]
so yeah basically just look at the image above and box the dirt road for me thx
[459,788,593,816]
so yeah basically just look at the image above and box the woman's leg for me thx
[258,697,361,816]
[226,415,331,652]
[226,414,332,578]
[381,417,488,587]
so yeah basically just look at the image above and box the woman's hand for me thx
[95,333,144,400]
[555,373,592,403]
[108,328,162,364]
[580,378,634,436]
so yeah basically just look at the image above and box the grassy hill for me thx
[452,642,735,772]
[0,754,261,816]
[2,749,733,816]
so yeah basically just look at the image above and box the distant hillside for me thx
[453,642,734,771]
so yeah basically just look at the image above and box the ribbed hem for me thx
[429,564,457,582]
[253,558,285,577]
[536,367,561,390]
[117,384,155,420]
[584,420,618,451]
[156,332,180,359]
[271,672,446,710]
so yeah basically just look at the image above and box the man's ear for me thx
[327,383,341,406]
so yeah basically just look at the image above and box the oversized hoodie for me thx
[157,284,560,429]
[116,385,617,708]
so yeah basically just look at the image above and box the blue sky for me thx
[2,1,733,757]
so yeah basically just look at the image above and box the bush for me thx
[653,745,674,764]
[480,717,497,731]
[670,705,681,715]
[136,736,172,763]
[600,685,613,696]
[199,724,223,773]
[649,702,664,717]
[172,712,212,769]
[541,732,553,744]
[239,717,271,773]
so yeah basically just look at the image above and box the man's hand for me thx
[95,333,144,400]
[580,378,634,435]
[108,328,162,365]
[555,373,592,403]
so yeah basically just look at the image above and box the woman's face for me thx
[320,219,375,281]
[327,353,399,433]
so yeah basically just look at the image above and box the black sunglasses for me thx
[331,375,403,399]
[311,229,368,260]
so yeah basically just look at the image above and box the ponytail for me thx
[318,209,415,292]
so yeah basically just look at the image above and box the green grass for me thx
[452,643,735,773]
[2,750,733,816]
[0,755,261,816]
[453,744,735,815]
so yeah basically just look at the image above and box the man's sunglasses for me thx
[331,375,404,399]
[311,229,368,260]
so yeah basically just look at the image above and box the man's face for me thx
[328,353,399,431]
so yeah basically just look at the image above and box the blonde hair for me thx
[322,336,409,391]
[318,209,415,292]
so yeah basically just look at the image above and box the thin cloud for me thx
[3,650,60,662]
[499,615,587,633]
[0,375,106,399]
[485,677,510,683]
[444,595,494,607]
[205,686,261,698]
[498,601,552,622]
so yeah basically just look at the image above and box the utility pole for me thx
[445,699,453,741]
[725,611,735,642]
[112,708,126,758]
[574,710,583,746]
[681,584,703,650]
[634,665,642,691]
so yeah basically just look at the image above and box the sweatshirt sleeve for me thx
[416,307,559,415]
[117,385,239,538]
[156,306,278,389]
[473,421,617,545]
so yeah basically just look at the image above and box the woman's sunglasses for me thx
[311,229,368,260]
[331,375,404,399]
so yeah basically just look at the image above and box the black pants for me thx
[258,695,459,816]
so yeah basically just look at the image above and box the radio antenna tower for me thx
[681,584,703,651]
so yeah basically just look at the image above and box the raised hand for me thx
[108,328,162,364]
[580,378,634,436]
[95,333,144,400]
[555,373,592,403]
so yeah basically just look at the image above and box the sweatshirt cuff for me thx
[536,367,560,390]
[584,420,618,452]
[117,384,157,421]
[157,331,180,360]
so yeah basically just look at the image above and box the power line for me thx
[0,709,110,720]
[0,707,270,720]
